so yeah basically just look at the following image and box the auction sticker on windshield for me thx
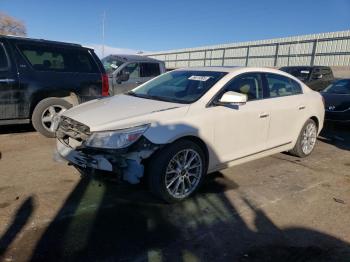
[188,76,211,81]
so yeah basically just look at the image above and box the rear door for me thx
[0,40,20,120]
[262,73,306,148]
[65,47,103,102]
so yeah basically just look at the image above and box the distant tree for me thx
[0,12,27,36]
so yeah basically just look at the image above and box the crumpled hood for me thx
[63,94,189,131]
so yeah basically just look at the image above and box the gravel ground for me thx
[0,124,349,262]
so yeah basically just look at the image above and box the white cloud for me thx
[88,44,144,58]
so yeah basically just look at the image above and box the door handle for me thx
[299,105,306,110]
[259,113,269,118]
[135,81,142,84]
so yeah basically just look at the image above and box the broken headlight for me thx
[85,124,149,149]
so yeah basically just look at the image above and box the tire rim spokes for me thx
[41,105,66,132]
[165,149,202,198]
[301,122,317,155]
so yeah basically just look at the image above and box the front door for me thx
[113,62,142,94]
[211,73,270,164]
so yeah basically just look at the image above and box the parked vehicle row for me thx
[280,66,350,123]
[321,79,350,123]
[55,67,325,202]
[0,35,108,137]
[280,66,335,92]
[101,54,166,95]
[1,35,347,138]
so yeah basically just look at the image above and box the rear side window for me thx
[140,63,160,77]
[0,43,9,70]
[17,44,98,73]
[266,73,302,98]
[71,50,99,73]
[18,44,65,71]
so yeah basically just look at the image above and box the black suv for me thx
[280,66,334,91]
[0,35,108,137]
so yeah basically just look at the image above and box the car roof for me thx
[280,66,330,69]
[0,34,88,49]
[103,54,163,63]
[174,66,288,74]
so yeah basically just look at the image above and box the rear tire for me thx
[32,97,72,138]
[290,119,318,158]
[147,139,207,203]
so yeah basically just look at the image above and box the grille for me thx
[57,116,91,148]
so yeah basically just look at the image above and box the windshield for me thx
[280,67,311,81]
[323,80,350,94]
[127,70,227,103]
[101,57,124,74]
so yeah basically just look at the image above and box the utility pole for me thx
[102,11,106,58]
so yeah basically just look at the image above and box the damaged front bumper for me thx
[56,137,160,184]
[56,139,113,171]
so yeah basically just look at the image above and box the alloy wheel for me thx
[165,149,203,199]
[301,122,317,155]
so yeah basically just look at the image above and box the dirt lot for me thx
[0,124,349,262]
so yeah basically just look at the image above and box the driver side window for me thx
[223,73,263,101]
[121,63,140,79]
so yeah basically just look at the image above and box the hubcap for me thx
[301,122,317,155]
[41,105,66,132]
[165,149,203,199]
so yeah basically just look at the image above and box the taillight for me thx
[101,74,109,96]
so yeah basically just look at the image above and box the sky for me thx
[1,0,350,57]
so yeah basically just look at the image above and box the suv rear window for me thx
[140,63,160,77]
[17,44,99,73]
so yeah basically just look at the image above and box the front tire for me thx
[32,97,72,138]
[290,119,318,158]
[148,139,207,203]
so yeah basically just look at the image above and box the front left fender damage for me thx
[56,136,161,184]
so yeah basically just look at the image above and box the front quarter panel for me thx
[143,122,200,144]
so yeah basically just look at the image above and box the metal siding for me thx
[249,45,276,56]
[225,48,247,57]
[212,49,224,58]
[146,30,350,68]
[189,60,205,67]
[190,51,205,59]
[314,55,350,66]
[248,58,275,67]
[223,58,246,66]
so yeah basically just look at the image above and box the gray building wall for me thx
[146,30,350,71]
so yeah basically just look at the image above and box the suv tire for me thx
[148,139,207,203]
[32,97,72,138]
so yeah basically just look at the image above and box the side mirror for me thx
[118,72,130,83]
[217,91,247,105]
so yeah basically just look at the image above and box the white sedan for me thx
[56,67,325,203]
